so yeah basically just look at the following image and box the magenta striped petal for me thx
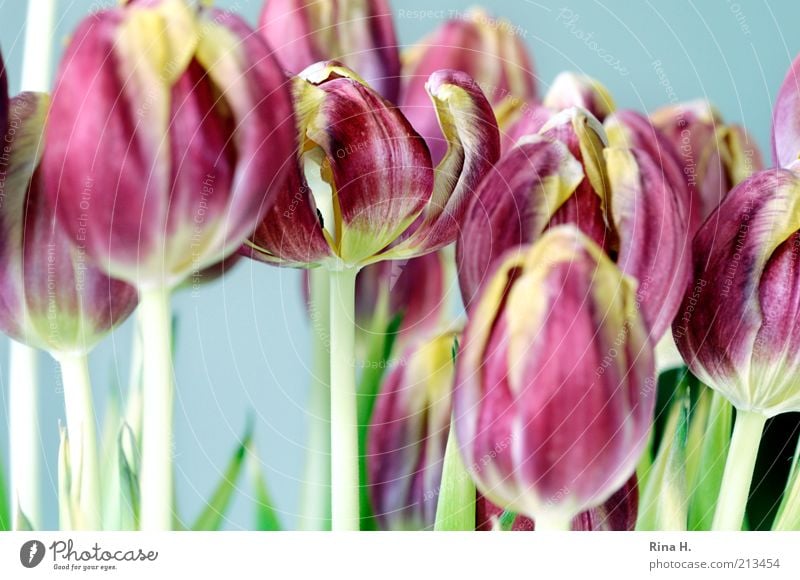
[773,53,800,169]
[674,168,800,416]
[259,0,400,102]
[399,9,537,162]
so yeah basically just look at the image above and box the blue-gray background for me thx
[0,0,798,529]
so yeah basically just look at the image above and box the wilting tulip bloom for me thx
[368,331,457,530]
[43,0,296,530]
[454,227,656,529]
[673,168,800,529]
[651,100,763,225]
[543,72,615,123]
[0,92,138,530]
[0,93,137,355]
[476,476,639,531]
[399,8,536,161]
[44,0,295,290]
[259,0,401,102]
[458,108,689,340]
[245,62,500,268]
[355,251,448,345]
[774,53,800,170]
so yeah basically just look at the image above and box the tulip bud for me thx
[476,475,639,531]
[674,168,800,416]
[259,0,401,102]
[544,72,615,122]
[651,100,763,224]
[454,227,655,527]
[773,53,800,170]
[245,63,500,268]
[0,93,137,355]
[368,331,458,530]
[43,0,296,290]
[399,9,537,161]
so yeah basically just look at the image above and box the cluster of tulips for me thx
[2,0,800,533]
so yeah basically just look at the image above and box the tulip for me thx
[476,476,639,531]
[457,108,689,341]
[43,0,296,530]
[259,0,401,102]
[673,167,800,529]
[245,61,499,530]
[0,92,138,529]
[398,8,537,161]
[543,72,615,123]
[774,53,800,170]
[651,100,763,227]
[454,226,655,530]
[368,331,457,530]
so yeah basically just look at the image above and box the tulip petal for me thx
[544,72,615,122]
[376,69,501,262]
[773,53,800,168]
[0,51,7,139]
[605,147,691,340]
[455,136,583,306]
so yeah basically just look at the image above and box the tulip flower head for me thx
[245,62,500,269]
[399,8,537,161]
[259,0,401,101]
[674,168,800,416]
[368,331,458,530]
[454,226,656,526]
[652,100,763,226]
[44,0,296,290]
[0,92,137,355]
[458,108,689,340]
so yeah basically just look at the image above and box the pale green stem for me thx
[299,268,332,531]
[21,0,56,92]
[712,409,766,531]
[535,512,572,531]
[9,340,41,529]
[57,352,101,529]
[329,267,359,531]
[138,287,175,530]
[772,433,800,530]
[125,314,144,444]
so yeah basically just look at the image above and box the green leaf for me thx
[118,423,140,530]
[0,451,10,531]
[434,417,476,531]
[687,389,732,530]
[57,426,76,530]
[192,420,254,531]
[636,384,690,531]
[248,445,282,531]
[15,508,34,532]
[357,311,404,531]
[773,437,800,530]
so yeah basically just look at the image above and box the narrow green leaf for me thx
[688,389,732,530]
[57,426,75,530]
[773,437,800,530]
[119,423,140,530]
[248,445,282,531]
[357,311,404,531]
[16,508,34,531]
[498,509,516,531]
[636,385,689,531]
[192,420,254,531]
[0,451,10,531]
[434,417,476,531]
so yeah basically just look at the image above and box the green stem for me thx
[299,268,332,530]
[57,352,101,529]
[329,267,359,531]
[772,434,800,530]
[711,409,766,531]
[138,287,175,530]
[535,512,572,531]
[8,340,41,529]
